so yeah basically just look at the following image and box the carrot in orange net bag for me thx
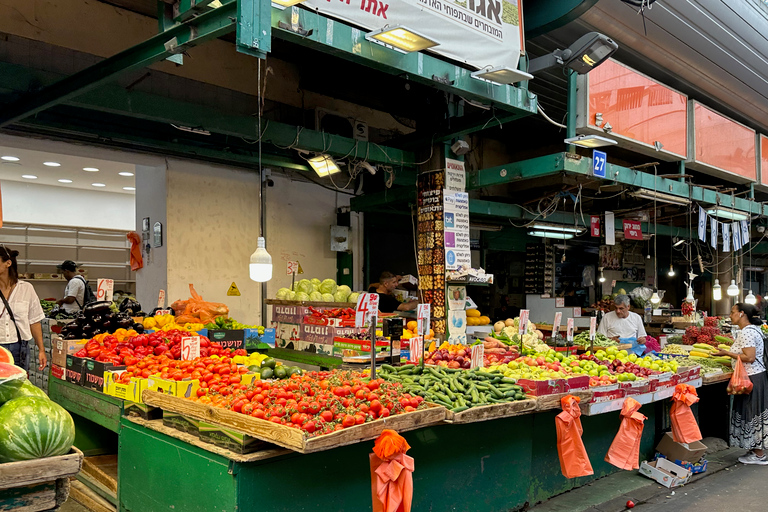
[605,397,646,470]
[170,284,229,324]
[670,383,702,443]
[556,395,593,479]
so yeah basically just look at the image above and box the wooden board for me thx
[534,390,593,412]
[443,399,537,424]
[0,448,83,491]
[124,416,292,463]
[265,299,354,308]
[70,480,115,512]
[82,455,117,496]
[0,482,57,512]
[143,390,446,454]
[703,372,732,385]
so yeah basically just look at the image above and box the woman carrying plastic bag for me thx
[713,303,768,465]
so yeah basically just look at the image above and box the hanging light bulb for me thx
[745,290,757,305]
[727,279,739,297]
[249,236,273,282]
[598,269,606,283]
[668,265,675,277]
[686,287,694,302]
[650,291,661,305]
[712,279,722,301]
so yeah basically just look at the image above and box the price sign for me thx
[589,317,597,341]
[155,309,173,316]
[409,336,423,363]
[566,318,574,342]
[286,261,299,275]
[417,304,431,335]
[518,310,529,336]
[552,312,562,336]
[181,336,200,360]
[355,293,380,328]
[592,150,607,178]
[590,215,601,237]
[555,297,565,308]
[157,289,166,308]
[96,279,114,302]
[470,344,484,369]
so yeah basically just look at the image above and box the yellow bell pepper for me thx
[143,317,157,329]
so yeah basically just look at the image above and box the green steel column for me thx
[679,161,686,183]
[566,71,577,153]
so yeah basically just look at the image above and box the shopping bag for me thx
[727,357,753,395]
[620,337,644,357]
[127,231,144,271]
[370,430,414,512]
[605,397,646,470]
[670,383,702,443]
[555,394,594,479]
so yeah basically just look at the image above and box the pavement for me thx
[60,498,89,512]
[527,444,761,512]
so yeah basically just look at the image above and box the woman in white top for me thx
[713,303,768,465]
[0,245,47,371]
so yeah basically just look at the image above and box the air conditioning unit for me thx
[315,108,369,142]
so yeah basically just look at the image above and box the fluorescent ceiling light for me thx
[745,267,765,272]
[471,67,533,85]
[469,223,503,232]
[528,230,574,240]
[58,179,73,183]
[531,223,583,234]
[564,134,617,148]
[83,167,99,172]
[366,26,439,53]
[1,156,19,161]
[707,207,748,222]
[123,187,136,191]
[308,154,341,178]
[630,189,690,206]
[92,183,106,187]
[119,172,134,177]
[21,175,37,179]
[43,161,61,167]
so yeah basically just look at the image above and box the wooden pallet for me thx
[534,390,593,412]
[143,390,446,454]
[0,448,83,491]
[703,372,732,385]
[443,398,537,424]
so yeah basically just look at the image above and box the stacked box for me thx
[163,412,201,435]
[198,421,266,454]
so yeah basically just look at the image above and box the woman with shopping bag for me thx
[713,303,768,465]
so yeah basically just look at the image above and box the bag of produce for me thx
[171,284,229,324]
[670,384,703,443]
[604,397,646,470]
[727,357,753,396]
[555,395,593,479]
[369,430,414,512]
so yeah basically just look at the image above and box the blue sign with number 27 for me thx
[593,150,607,178]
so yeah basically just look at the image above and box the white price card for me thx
[286,261,299,275]
[155,309,173,316]
[553,312,562,336]
[355,293,380,328]
[409,336,423,363]
[518,309,530,335]
[566,318,574,342]
[181,336,200,360]
[470,344,484,369]
[157,289,166,308]
[589,317,597,341]
[417,304,431,335]
[555,297,565,308]
[96,279,114,302]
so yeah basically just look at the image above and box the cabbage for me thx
[296,279,313,295]
[309,291,323,301]
[336,285,351,301]
[322,293,335,302]
[348,292,360,304]
[276,288,291,300]
[334,290,349,302]
[319,279,337,295]
[295,292,310,302]
[287,291,296,301]
[310,278,321,287]
[311,283,321,293]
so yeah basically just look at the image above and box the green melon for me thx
[0,396,75,462]
[0,379,47,405]
[0,346,13,365]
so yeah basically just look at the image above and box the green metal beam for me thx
[271,7,537,117]
[0,1,237,128]
[524,0,601,38]
[468,153,569,189]
[350,187,416,212]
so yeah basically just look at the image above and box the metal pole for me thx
[566,70,577,153]
[370,322,377,379]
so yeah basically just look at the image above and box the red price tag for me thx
[157,289,166,309]
[355,293,379,327]
[181,336,200,360]
[155,309,172,316]
[591,215,601,237]
[470,344,484,369]
[518,310,529,336]
[417,304,431,335]
[286,261,299,275]
[409,336,423,363]
[96,279,114,302]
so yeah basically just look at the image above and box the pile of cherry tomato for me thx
[114,351,248,384]
[192,370,428,437]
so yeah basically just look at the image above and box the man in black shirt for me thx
[368,271,418,313]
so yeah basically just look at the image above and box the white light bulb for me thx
[650,292,661,305]
[668,265,675,277]
[249,237,272,282]
[686,287,694,302]
[745,290,756,305]
[727,280,739,297]
[712,279,722,301]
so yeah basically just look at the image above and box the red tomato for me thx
[342,415,356,428]
[241,403,255,415]
[252,409,266,419]
[380,408,390,418]
[320,410,333,422]
[196,388,208,397]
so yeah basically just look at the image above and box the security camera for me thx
[451,140,470,156]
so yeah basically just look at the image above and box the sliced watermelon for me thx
[0,396,75,462]
[0,363,26,385]
[0,346,14,365]
[0,379,47,405]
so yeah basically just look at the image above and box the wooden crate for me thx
[0,447,83,512]
[143,390,446,454]
[443,398,537,424]
[535,390,593,412]
[703,371,732,385]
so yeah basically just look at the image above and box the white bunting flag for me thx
[741,221,750,245]
[710,217,717,249]
[723,223,731,252]
[732,221,741,251]
[698,206,706,242]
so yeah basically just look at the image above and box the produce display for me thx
[672,356,731,373]
[378,364,527,412]
[660,345,689,355]
[466,309,491,326]
[40,299,57,316]
[573,332,617,347]
[143,314,204,332]
[203,316,266,333]
[681,322,733,347]
[424,343,474,369]
[171,284,229,324]
[275,278,363,304]
[59,301,144,340]
[481,338,521,366]
[190,370,429,436]
[490,317,546,351]
[402,321,435,340]
[113,351,248,384]
[688,343,732,363]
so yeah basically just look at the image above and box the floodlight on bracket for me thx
[528,32,618,75]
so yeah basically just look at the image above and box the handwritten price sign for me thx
[286,261,299,275]
[96,279,114,302]
[518,309,530,336]
[589,317,597,341]
[567,318,574,342]
[409,336,423,363]
[181,336,200,360]
[355,293,380,328]
[157,289,166,308]
[417,304,431,335]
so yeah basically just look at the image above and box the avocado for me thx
[287,367,302,377]
[274,366,287,379]
[261,357,276,369]
[260,367,274,380]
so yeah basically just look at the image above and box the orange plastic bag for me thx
[727,357,753,395]
[370,430,414,512]
[171,284,229,324]
[555,395,594,479]
[127,232,144,271]
[670,383,702,443]
[605,397,646,470]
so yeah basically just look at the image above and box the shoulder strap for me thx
[0,289,23,342]
[72,276,87,309]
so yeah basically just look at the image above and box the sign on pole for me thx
[518,309,530,336]
[355,293,380,328]
[409,337,423,364]
[96,279,114,302]
[592,150,607,178]
[181,336,201,360]
[417,304,431,335]
[566,318,574,342]
[157,289,166,308]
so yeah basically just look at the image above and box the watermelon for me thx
[0,396,75,462]
[0,379,47,405]
[0,363,26,385]
[0,346,13,365]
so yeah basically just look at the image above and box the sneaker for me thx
[738,453,768,465]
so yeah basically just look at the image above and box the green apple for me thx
[619,350,628,357]
[589,369,599,376]
[629,354,638,362]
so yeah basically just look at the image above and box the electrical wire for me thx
[537,104,567,129]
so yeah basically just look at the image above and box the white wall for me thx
[134,165,168,310]
[1,180,135,230]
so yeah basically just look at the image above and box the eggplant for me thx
[102,320,113,331]
[81,323,94,333]
[92,328,105,336]
[83,301,112,317]
[119,298,142,314]
[75,314,87,323]
[117,317,133,328]
[64,333,79,340]
[91,314,103,326]
[104,312,116,322]
[132,323,145,334]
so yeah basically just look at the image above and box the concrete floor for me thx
[59,498,90,512]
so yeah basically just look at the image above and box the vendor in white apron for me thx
[597,294,648,356]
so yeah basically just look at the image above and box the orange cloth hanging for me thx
[670,383,702,443]
[370,430,414,512]
[555,395,594,479]
[605,397,647,470]
[127,232,144,271]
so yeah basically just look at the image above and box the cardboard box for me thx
[302,324,358,345]
[620,379,652,396]
[147,377,200,399]
[244,328,276,350]
[104,371,147,402]
[639,458,692,488]
[655,453,708,474]
[591,384,625,403]
[272,304,305,324]
[65,355,86,385]
[207,330,245,350]
[656,431,707,463]
[518,378,567,396]
[332,336,392,358]
[198,421,267,454]
[52,337,85,368]
[82,359,126,391]
[565,375,590,392]
[296,340,334,356]
[51,364,65,380]
[123,401,162,420]
[162,412,201,435]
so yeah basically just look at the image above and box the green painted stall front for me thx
[118,405,658,512]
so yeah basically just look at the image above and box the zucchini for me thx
[451,405,470,413]
[397,364,416,373]
[381,364,397,372]
[487,384,504,399]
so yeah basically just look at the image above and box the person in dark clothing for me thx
[368,272,417,313]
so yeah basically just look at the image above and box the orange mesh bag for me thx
[670,383,702,443]
[605,397,646,470]
[727,357,753,395]
[171,284,229,324]
[370,430,414,512]
[555,395,594,479]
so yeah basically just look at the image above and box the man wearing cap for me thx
[56,260,85,313]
